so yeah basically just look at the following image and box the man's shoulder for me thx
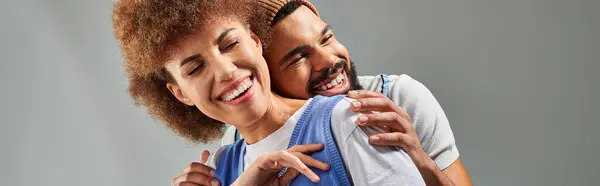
[358,73,412,82]
[358,74,416,91]
[366,74,442,122]
[358,74,430,99]
[206,145,228,169]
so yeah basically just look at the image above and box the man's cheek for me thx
[279,76,304,95]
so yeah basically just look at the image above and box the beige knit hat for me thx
[257,0,320,25]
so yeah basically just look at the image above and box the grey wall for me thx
[313,0,600,185]
[0,0,598,186]
[0,1,222,186]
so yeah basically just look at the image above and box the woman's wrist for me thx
[233,166,262,186]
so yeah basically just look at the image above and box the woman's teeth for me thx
[320,74,344,91]
[223,79,253,102]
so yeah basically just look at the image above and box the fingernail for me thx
[348,91,357,96]
[352,101,361,108]
[211,180,220,186]
[358,116,368,123]
[210,170,215,176]
[370,136,380,141]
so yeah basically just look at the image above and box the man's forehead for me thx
[272,6,326,40]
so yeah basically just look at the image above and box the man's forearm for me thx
[418,161,454,186]
[411,152,454,186]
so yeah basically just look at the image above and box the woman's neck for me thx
[238,94,305,144]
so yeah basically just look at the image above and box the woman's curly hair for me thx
[111,0,270,143]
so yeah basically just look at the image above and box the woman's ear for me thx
[249,31,263,54]
[166,83,195,106]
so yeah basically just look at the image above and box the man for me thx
[172,0,472,185]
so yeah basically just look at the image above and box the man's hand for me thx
[232,144,330,186]
[348,90,454,186]
[348,90,430,166]
[172,150,220,186]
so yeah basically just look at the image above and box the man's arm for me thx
[443,159,472,186]
[349,89,472,185]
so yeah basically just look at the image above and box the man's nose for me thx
[310,48,337,72]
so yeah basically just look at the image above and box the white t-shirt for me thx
[208,97,426,186]
[222,74,459,169]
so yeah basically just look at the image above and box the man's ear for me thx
[166,83,195,106]
[249,31,263,54]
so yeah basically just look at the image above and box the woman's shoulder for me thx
[206,145,227,169]
[207,140,245,169]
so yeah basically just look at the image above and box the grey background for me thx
[1,0,598,185]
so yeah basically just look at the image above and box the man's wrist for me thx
[408,149,438,172]
[417,157,438,173]
[410,151,455,186]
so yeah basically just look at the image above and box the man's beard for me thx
[347,60,364,91]
[307,59,364,97]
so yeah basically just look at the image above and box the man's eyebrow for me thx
[217,28,236,44]
[280,45,308,65]
[180,54,201,67]
[321,25,331,37]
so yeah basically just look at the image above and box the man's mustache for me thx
[308,59,348,89]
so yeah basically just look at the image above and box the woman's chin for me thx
[213,72,273,129]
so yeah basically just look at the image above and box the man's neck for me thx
[238,93,305,144]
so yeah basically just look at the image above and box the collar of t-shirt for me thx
[243,98,313,170]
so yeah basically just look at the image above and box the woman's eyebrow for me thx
[217,28,236,44]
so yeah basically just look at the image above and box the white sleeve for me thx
[358,75,378,91]
[387,75,459,170]
[330,98,426,186]
[221,125,237,146]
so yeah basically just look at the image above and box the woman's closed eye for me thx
[186,62,205,76]
[220,39,240,52]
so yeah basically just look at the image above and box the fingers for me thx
[293,152,330,171]
[356,112,412,132]
[183,162,215,178]
[268,151,320,183]
[351,97,407,117]
[175,162,217,186]
[288,144,329,170]
[177,183,201,186]
[288,144,324,154]
[368,133,409,147]
[172,172,220,186]
[200,150,210,164]
[348,90,386,99]
[350,97,395,112]
[278,168,301,185]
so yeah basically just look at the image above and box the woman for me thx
[112,0,425,185]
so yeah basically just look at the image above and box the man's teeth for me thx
[223,80,253,102]
[319,74,344,91]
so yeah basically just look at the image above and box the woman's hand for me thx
[232,144,330,186]
[172,150,220,186]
